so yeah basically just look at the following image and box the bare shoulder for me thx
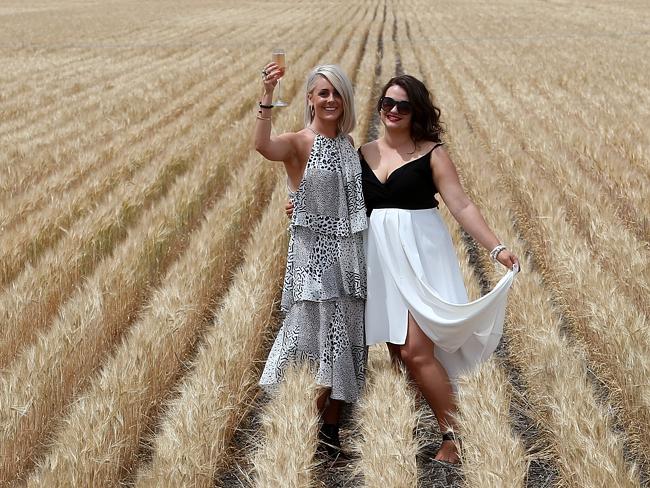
[359,139,379,161]
[429,143,454,168]
[275,130,304,148]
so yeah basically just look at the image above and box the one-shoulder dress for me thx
[361,144,517,389]
[260,133,368,403]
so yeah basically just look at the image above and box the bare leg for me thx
[386,342,402,370]
[316,388,345,459]
[316,388,342,424]
[398,312,459,463]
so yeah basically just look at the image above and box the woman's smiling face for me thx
[309,76,343,122]
[380,84,412,130]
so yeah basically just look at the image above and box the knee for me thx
[398,345,432,371]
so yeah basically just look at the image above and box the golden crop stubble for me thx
[134,5,376,477]
[0,0,328,204]
[0,16,267,160]
[252,365,321,488]
[0,3,273,144]
[0,3,300,203]
[0,50,281,366]
[0,61,246,280]
[27,155,277,488]
[0,20,279,224]
[504,160,650,472]
[353,347,419,488]
[448,33,649,308]
[0,5,332,345]
[350,2,384,145]
[0,117,261,484]
[246,8,376,482]
[134,176,289,488]
[0,150,190,366]
[456,361,528,488]
[438,184,529,488]
[380,4,397,82]
[439,83,637,488]
[0,39,232,215]
[494,35,650,190]
[0,1,222,103]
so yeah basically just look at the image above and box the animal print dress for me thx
[260,133,368,403]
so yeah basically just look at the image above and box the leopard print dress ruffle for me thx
[260,133,368,403]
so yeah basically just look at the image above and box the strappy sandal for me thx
[318,423,350,463]
[434,431,461,465]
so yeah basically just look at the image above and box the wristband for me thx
[259,102,274,109]
[490,244,507,262]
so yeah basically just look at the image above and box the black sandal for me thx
[441,431,457,443]
[318,423,349,462]
[434,431,461,465]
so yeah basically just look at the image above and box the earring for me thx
[310,105,315,119]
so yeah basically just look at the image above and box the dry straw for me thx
[2,0,649,485]
[439,20,650,465]
[136,2,377,481]
[0,33,246,230]
[27,156,277,487]
[251,364,321,488]
[0,25,280,290]
[2,5,361,483]
[0,118,257,484]
[134,176,288,487]
[0,152,191,367]
[353,347,419,488]
[456,361,528,488]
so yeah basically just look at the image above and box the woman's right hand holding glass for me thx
[261,62,284,93]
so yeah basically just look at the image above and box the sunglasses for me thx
[379,96,413,115]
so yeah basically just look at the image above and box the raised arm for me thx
[254,62,296,163]
[431,146,519,269]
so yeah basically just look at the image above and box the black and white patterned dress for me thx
[260,133,368,403]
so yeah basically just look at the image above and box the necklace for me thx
[307,125,337,139]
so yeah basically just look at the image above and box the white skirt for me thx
[365,208,517,387]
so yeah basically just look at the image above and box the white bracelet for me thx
[490,244,507,262]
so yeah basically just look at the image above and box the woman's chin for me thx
[317,112,341,122]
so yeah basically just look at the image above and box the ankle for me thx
[319,423,340,443]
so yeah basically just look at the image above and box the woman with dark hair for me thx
[361,75,519,464]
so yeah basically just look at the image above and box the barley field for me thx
[0,0,648,486]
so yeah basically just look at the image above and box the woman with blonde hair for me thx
[254,63,367,458]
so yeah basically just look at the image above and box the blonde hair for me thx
[304,64,356,135]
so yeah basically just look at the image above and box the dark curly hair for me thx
[377,75,444,144]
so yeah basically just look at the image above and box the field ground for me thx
[0,0,649,486]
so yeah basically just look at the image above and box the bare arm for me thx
[254,62,296,162]
[431,147,519,269]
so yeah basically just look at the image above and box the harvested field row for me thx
[1,1,648,487]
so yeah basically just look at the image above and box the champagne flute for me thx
[271,49,288,107]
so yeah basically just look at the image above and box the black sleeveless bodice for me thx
[360,143,442,216]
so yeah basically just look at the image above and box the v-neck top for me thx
[360,143,442,216]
